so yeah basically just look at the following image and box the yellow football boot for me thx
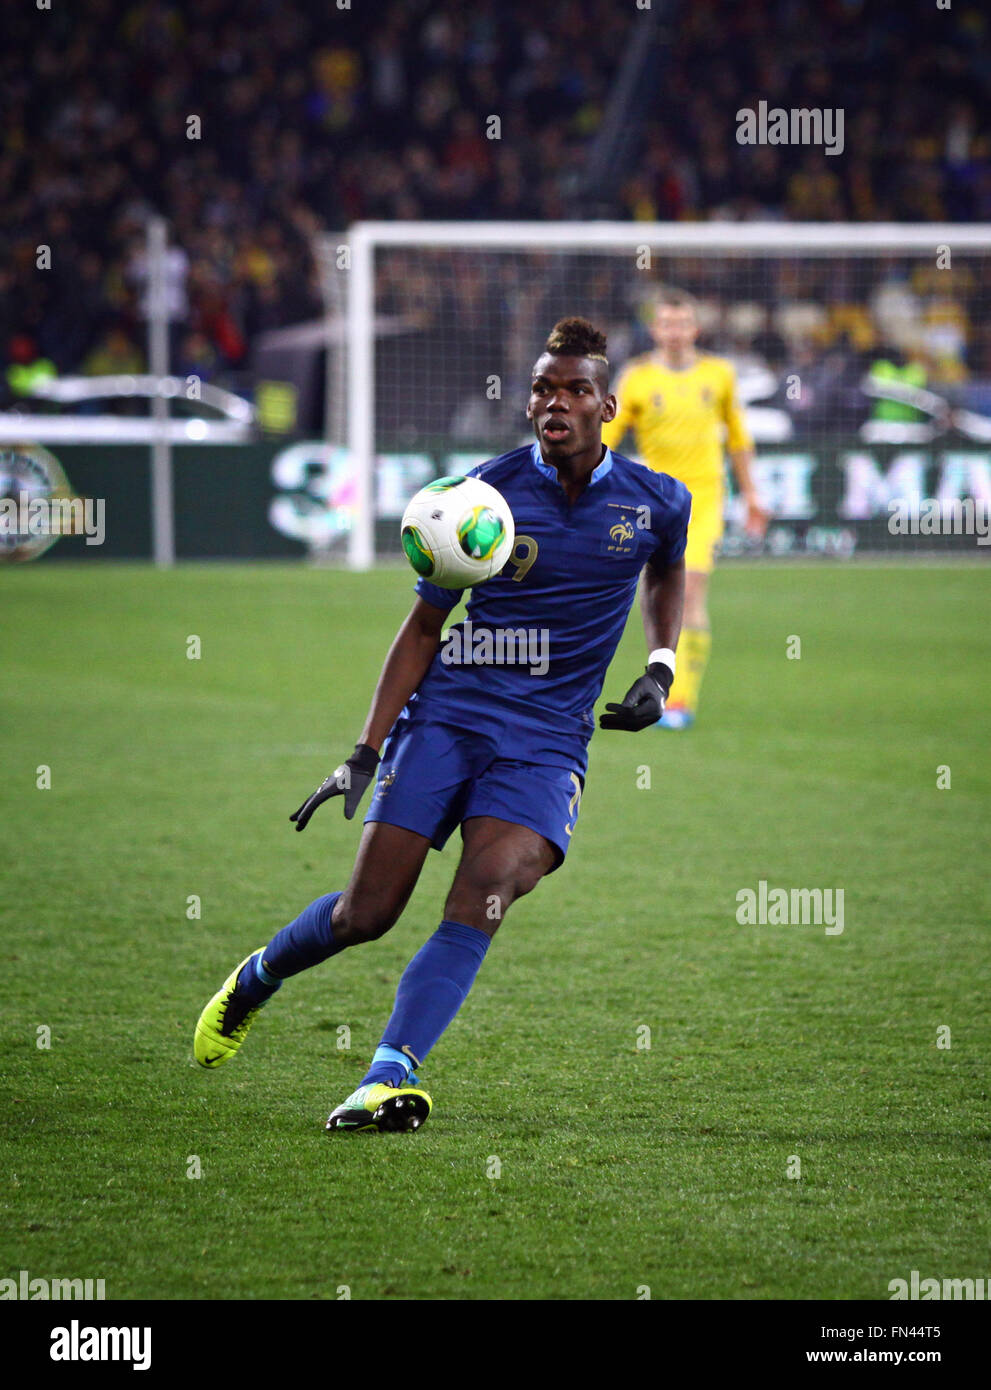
[325,1082,432,1133]
[194,950,272,1068]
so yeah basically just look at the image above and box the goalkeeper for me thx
[602,289,768,728]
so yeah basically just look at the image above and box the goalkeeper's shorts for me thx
[364,711,585,870]
[682,477,724,573]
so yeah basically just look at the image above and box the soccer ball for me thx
[401,475,515,589]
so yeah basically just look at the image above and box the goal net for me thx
[315,223,991,567]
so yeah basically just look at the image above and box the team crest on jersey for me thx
[651,392,663,410]
[602,513,636,555]
[700,386,714,405]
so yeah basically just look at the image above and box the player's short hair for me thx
[655,288,699,316]
[543,317,609,366]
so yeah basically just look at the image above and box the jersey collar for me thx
[530,441,614,488]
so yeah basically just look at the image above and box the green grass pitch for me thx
[1,560,989,1301]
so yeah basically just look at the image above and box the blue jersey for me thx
[411,442,691,767]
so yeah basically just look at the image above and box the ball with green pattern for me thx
[399,474,516,588]
[457,505,506,561]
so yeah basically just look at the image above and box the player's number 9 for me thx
[507,534,538,582]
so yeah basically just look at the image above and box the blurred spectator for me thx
[2,0,989,397]
[5,335,57,402]
[174,330,219,382]
[81,326,145,377]
[868,348,929,423]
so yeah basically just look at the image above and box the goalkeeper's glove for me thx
[598,661,674,732]
[290,743,380,830]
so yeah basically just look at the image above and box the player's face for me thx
[651,305,698,354]
[526,354,617,461]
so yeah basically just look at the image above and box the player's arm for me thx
[357,597,449,751]
[640,554,685,664]
[724,366,768,537]
[729,445,768,537]
[599,555,685,732]
[290,596,450,829]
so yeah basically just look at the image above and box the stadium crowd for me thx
[3,0,989,398]
[630,0,991,224]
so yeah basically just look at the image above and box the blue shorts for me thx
[364,713,585,870]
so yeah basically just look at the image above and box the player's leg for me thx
[377,808,563,1082]
[327,816,557,1132]
[193,823,430,1068]
[661,567,711,728]
[195,710,486,1070]
[444,815,558,931]
[331,754,580,1131]
[660,480,719,727]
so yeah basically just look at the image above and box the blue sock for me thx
[360,920,491,1088]
[234,949,283,1007]
[259,891,346,983]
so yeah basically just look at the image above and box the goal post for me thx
[325,222,991,568]
[347,224,376,571]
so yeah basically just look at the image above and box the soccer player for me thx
[601,289,768,728]
[193,318,690,1133]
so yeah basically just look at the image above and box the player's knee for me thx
[685,596,708,627]
[509,858,546,902]
[456,851,544,919]
[332,891,399,945]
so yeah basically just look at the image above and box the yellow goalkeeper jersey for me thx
[601,353,752,488]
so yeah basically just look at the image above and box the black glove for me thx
[598,661,674,732]
[290,743,380,830]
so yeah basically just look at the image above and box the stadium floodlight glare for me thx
[322,221,991,569]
